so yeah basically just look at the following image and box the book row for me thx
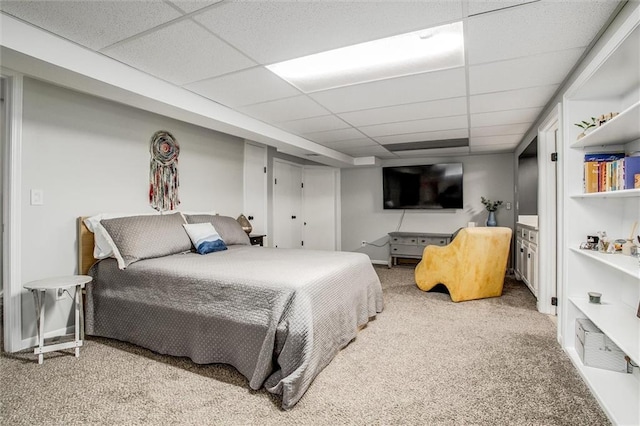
[583,153,640,193]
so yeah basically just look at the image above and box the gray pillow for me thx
[101,212,192,269]
[185,214,250,245]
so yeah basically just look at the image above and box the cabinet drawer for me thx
[518,227,527,238]
[419,237,449,246]
[528,230,538,245]
[390,236,419,245]
[390,245,423,257]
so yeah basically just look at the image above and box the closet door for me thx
[243,142,267,240]
[273,160,302,248]
[303,167,338,250]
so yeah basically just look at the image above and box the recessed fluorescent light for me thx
[267,22,464,93]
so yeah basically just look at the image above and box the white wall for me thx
[341,153,515,263]
[20,78,244,338]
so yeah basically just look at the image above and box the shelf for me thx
[571,101,640,149]
[570,248,640,280]
[570,297,640,364]
[565,348,639,426]
[570,188,640,199]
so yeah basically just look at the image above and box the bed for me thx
[78,213,383,409]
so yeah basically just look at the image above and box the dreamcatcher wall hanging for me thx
[149,130,180,212]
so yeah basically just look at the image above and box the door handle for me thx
[248,215,254,220]
[291,215,297,219]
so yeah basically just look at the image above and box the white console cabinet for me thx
[516,224,538,298]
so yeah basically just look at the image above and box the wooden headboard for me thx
[78,217,96,275]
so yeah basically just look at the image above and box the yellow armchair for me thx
[415,227,513,302]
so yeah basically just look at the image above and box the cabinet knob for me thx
[393,248,397,251]
[248,215,254,220]
[291,215,297,219]
[527,253,531,258]
[520,248,524,252]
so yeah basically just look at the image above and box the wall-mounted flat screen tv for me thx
[382,163,463,209]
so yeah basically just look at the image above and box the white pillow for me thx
[182,223,228,255]
[84,212,159,259]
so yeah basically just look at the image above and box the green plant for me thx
[574,117,597,131]
[481,197,503,212]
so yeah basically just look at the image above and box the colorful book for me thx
[584,162,599,193]
[622,156,640,190]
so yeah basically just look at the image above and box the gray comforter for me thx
[85,246,383,409]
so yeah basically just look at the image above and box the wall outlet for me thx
[56,288,66,301]
[361,241,367,247]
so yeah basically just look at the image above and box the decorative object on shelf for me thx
[588,292,601,304]
[236,214,252,234]
[596,112,619,127]
[596,231,609,252]
[149,130,180,212]
[574,117,597,139]
[622,221,638,255]
[480,197,502,227]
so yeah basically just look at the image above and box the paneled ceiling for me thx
[0,0,622,160]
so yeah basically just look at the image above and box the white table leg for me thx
[74,284,81,358]
[33,290,46,364]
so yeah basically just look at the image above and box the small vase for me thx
[236,214,252,234]
[486,211,497,227]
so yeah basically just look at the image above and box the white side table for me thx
[23,275,92,364]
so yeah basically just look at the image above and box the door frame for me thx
[2,69,24,352]
[537,103,561,317]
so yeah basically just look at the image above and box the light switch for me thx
[30,189,44,205]
[506,202,512,210]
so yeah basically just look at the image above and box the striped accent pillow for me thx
[183,223,227,255]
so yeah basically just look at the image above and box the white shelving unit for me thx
[561,4,640,425]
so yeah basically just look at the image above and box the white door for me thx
[273,160,302,248]
[243,142,267,240]
[302,167,338,250]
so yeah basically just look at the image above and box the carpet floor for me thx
[1,266,609,425]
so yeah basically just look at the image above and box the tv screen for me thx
[382,163,463,209]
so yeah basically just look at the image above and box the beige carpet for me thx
[1,266,609,425]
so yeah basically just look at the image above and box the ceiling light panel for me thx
[267,22,464,93]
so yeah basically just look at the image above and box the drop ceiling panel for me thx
[470,85,558,114]
[361,115,468,138]
[375,129,469,145]
[338,145,394,157]
[321,138,378,149]
[393,146,470,157]
[184,67,300,107]
[239,96,331,123]
[471,107,540,128]
[470,123,532,138]
[0,1,181,50]
[338,97,467,127]
[103,20,256,85]
[311,68,467,113]
[469,49,583,95]
[304,128,365,144]
[467,0,538,16]
[471,134,522,146]
[277,115,351,135]
[167,0,222,14]
[470,143,516,153]
[467,1,619,65]
[194,1,463,64]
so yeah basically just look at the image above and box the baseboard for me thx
[371,260,390,266]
